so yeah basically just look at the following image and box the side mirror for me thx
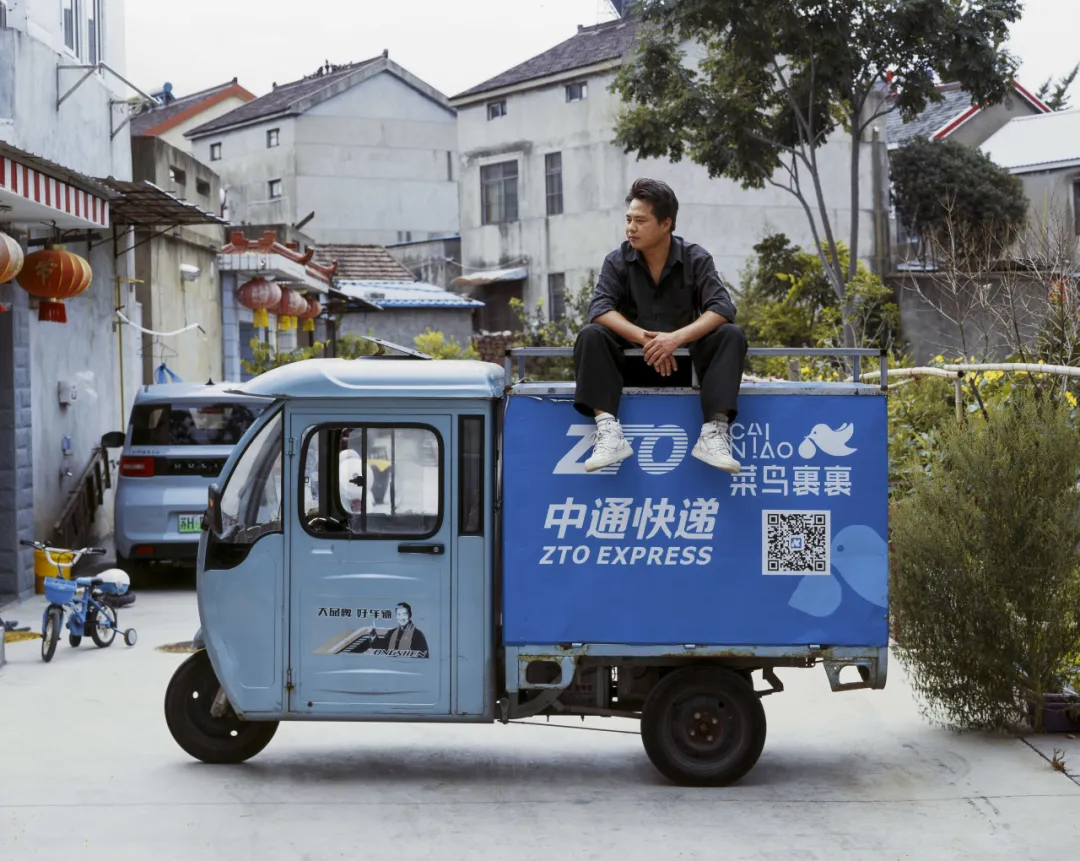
[101,431,126,449]
[205,482,224,536]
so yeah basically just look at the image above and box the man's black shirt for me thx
[587,235,737,334]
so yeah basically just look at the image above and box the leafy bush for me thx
[890,137,1027,252]
[414,329,478,360]
[508,273,593,380]
[890,392,1080,732]
[736,232,898,379]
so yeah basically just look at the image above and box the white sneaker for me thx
[585,419,633,472]
[692,420,741,473]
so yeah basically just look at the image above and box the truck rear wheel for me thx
[164,649,278,764]
[640,666,767,786]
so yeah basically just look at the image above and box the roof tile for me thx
[313,244,415,281]
[187,58,383,138]
[453,17,638,101]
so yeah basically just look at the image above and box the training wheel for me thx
[124,628,138,647]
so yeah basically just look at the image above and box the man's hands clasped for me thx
[641,330,684,377]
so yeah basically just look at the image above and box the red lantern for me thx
[0,231,24,284]
[16,245,92,323]
[237,277,281,329]
[270,286,307,331]
[297,295,322,332]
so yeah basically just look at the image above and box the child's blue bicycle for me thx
[24,539,138,663]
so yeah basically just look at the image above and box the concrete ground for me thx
[2,580,1079,861]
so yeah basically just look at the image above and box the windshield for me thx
[219,408,283,543]
[130,401,267,446]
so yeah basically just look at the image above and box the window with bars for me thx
[548,272,566,321]
[545,152,563,216]
[480,161,519,225]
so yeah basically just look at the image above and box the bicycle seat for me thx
[75,576,104,587]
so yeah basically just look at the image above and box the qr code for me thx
[762,510,830,575]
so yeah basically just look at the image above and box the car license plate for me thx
[178,514,202,534]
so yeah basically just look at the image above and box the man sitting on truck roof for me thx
[573,177,747,475]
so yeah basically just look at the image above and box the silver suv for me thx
[114,382,269,576]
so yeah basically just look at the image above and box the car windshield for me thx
[129,401,267,446]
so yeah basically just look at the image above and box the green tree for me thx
[1036,62,1079,111]
[890,137,1027,257]
[611,0,1022,345]
[891,392,1080,732]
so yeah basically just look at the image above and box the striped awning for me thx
[0,142,110,230]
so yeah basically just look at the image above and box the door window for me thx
[218,410,284,544]
[300,424,442,539]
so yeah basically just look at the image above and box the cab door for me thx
[287,409,453,715]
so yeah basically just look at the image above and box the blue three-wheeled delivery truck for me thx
[165,343,890,786]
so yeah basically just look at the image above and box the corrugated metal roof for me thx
[312,244,415,281]
[980,108,1080,172]
[335,280,484,309]
[452,17,638,101]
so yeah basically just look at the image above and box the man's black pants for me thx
[572,323,748,422]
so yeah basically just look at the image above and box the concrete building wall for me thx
[0,3,138,602]
[155,95,252,154]
[130,137,224,384]
[950,99,1044,149]
[387,236,462,289]
[338,308,475,350]
[192,117,298,230]
[294,74,458,245]
[193,71,460,247]
[455,68,877,315]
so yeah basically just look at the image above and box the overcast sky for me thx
[125,0,1078,104]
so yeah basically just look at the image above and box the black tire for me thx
[164,649,279,764]
[640,666,767,787]
[90,605,117,648]
[41,606,61,663]
[69,632,82,648]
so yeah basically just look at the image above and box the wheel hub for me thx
[672,695,738,758]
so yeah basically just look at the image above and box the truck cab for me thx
[171,345,889,786]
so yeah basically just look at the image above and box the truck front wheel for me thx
[640,666,767,786]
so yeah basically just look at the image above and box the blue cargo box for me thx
[501,381,889,648]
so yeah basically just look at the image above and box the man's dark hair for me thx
[626,178,678,231]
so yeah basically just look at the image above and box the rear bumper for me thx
[117,542,199,565]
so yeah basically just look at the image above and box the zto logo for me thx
[554,424,689,475]
[798,423,857,459]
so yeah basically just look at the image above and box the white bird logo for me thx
[798,423,857,458]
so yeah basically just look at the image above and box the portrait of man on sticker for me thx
[314,602,430,658]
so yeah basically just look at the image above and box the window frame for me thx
[267,128,280,148]
[547,272,567,321]
[62,0,81,57]
[458,415,485,536]
[216,406,285,546]
[545,151,564,216]
[268,178,283,199]
[210,142,222,162]
[565,81,588,102]
[87,0,103,65]
[298,421,446,542]
[487,100,507,120]
[480,159,519,226]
